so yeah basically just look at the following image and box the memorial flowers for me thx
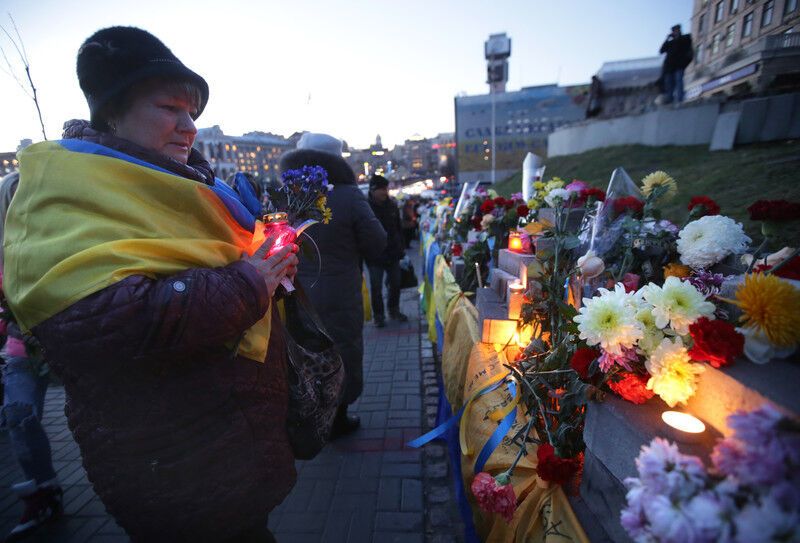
[622,405,800,543]
[734,273,800,348]
[676,215,751,270]
[640,276,716,335]
[270,165,334,224]
[471,472,517,523]
[687,317,744,368]
[644,337,704,408]
[536,444,582,487]
[687,195,720,218]
[574,284,643,355]
[641,171,678,202]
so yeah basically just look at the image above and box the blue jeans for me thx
[1,357,56,484]
[367,261,401,319]
[663,69,685,103]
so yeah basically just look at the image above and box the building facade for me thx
[454,84,589,184]
[686,0,800,99]
[194,125,294,187]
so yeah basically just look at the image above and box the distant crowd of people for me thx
[0,26,420,541]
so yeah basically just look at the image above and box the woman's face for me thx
[113,85,198,164]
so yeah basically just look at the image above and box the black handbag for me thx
[281,284,345,460]
[399,259,419,289]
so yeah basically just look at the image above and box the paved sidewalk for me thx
[0,243,459,542]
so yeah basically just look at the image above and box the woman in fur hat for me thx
[3,26,298,541]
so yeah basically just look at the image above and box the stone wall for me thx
[548,92,800,156]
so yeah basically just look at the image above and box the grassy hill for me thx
[493,142,800,238]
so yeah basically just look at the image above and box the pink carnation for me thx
[471,472,517,522]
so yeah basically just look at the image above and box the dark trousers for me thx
[367,261,401,319]
[663,68,685,103]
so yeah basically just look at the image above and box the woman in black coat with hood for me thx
[281,133,387,435]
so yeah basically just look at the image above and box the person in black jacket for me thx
[659,24,693,104]
[366,175,407,327]
[285,133,387,436]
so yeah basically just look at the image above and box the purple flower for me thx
[635,438,707,500]
[711,405,798,487]
[688,270,728,297]
[734,495,800,543]
[598,346,639,372]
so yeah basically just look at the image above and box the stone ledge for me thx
[579,449,633,543]
[584,396,722,483]
[488,268,517,299]
[686,355,800,435]
[497,249,537,278]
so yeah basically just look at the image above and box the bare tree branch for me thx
[0,14,46,140]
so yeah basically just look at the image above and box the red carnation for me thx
[471,472,517,523]
[754,255,800,280]
[688,195,720,217]
[579,187,606,204]
[570,347,599,380]
[516,204,530,218]
[612,196,644,218]
[471,215,483,231]
[688,317,744,368]
[747,200,800,222]
[493,196,506,207]
[608,373,654,404]
[480,200,496,214]
[536,444,581,487]
[622,273,640,293]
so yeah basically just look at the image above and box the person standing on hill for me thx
[366,175,407,328]
[659,24,693,104]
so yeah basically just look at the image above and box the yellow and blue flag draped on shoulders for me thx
[4,140,271,362]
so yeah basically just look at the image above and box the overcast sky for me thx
[1,0,691,150]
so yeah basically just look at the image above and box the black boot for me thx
[374,315,386,328]
[389,310,408,322]
[330,405,360,439]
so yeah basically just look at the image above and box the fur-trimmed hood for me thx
[279,149,356,186]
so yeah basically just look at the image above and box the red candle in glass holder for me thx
[263,212,297,258]
[452,243,463,257]
[508,231,524,253]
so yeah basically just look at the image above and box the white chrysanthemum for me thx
[544,188,573,207]
[677,215,751,269]
[574,284,643,355]
[635,306,665,355]
[645,337,705,407]
[641,276,716,335]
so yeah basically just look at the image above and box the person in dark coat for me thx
[284,133,387,437]
[4,27,299,541]
[659,24,693,104]
[366,175,407,327]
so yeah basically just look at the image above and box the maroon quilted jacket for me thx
[30,123,296,541]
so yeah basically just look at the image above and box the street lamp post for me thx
[484,33,511,185]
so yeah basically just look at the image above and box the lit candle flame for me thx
[661,411,705,434]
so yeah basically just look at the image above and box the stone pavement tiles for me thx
[0,243,463,542]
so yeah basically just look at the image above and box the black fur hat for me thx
[77,26,209,125]
[369,174,389,190]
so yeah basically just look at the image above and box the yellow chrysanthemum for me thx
[322,206,333,225]
[316,195,327,211]
[663,262,692,279]
[735,273,800,347]
[641,171,678,201]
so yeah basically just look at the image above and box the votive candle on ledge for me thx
[507,281,524,320]
[508,231,524,253]
[661,411,706,443]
